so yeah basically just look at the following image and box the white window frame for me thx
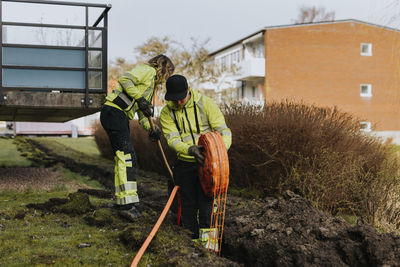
[360,84,372,97]
[360,43,372,56]
[360,122,371,132]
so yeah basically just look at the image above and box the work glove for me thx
[149,125,162,142]
[188,145,205,166]
[136,97,153,117]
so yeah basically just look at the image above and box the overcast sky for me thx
[3,0,400,62]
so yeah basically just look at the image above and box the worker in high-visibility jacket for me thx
[100,55,174,221]
[160,74,232,245]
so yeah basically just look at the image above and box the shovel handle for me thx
[149,117,174,179]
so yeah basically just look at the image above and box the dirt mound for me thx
[223,190,400,266]
[27,192,92,215]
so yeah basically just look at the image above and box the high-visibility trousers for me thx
[100,105,139,205]
[199,228,219,251]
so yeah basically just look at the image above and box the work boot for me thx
[119,203,141,221]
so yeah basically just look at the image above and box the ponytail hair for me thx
[147,54,175,85]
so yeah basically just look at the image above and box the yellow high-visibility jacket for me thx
[104,64,156,131]
[160,89,232,162]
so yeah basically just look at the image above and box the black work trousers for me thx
[174,160,213,239]
[100,105,137,183]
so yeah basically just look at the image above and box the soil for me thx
[17,139,400,266]
[223,191,400,266]
[0,167,87,191]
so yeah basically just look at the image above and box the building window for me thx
[360,122,371,132]
[217,50,241,69]
[240,81,245,99]
[252,86,256,98]
[220,55,229,68]
[231,50,241,63]
[361,43,372,56]
[360,84,372,97]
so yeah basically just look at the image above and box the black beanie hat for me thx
[165,74,188,101]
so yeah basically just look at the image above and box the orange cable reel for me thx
[198,131,229,255]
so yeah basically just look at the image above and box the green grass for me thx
[0,138,32,167]
[391,145,400,155]
[0,190,132,266]
[0,135,130,266]
[47,136,102,158]
[31,137,113,169]
[338,214,358,226]
[58,165,104,190]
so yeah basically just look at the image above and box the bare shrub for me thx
[224,101,400,224]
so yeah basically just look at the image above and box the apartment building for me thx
[208,19,400,142]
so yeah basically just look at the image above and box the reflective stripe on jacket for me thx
[104,64,156,131]
[160,89,232,162]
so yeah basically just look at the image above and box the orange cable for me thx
[130,185,180,267]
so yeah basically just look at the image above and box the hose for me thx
[130,185,179,267]
[130,116,178,266]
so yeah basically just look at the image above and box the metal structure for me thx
[0,0,111,122]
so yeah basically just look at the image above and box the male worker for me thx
[100,55,174,220]
[160,74,232,245]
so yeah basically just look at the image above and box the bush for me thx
[224,101,400,224]
[94,101,400,225]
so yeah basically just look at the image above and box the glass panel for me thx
[3,2,85,26]
[361,45,369,53]
[89,30,102,48]
[89,71,102,89]
[3,25,85,47]
[3,47,85,68]
[361,86,368,94]
[3,69,85,89]
[89,51,102,68]
[89,8,105,27]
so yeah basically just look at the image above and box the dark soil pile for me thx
[223,190,400,267]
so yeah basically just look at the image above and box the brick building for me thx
[208,19,400,142]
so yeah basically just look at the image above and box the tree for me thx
[108,57,135,81]
[134,36,237,102]
[294,6,335,24]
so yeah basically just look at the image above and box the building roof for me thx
[208,19,400,57]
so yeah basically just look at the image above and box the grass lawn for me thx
[0,136,132,266]
[34,136,102,158]
[0,189,132,266]
[0,136,134,266]
[0,138,32,167]
[30,137,113,170]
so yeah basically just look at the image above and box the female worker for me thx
[100,54,174,220]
